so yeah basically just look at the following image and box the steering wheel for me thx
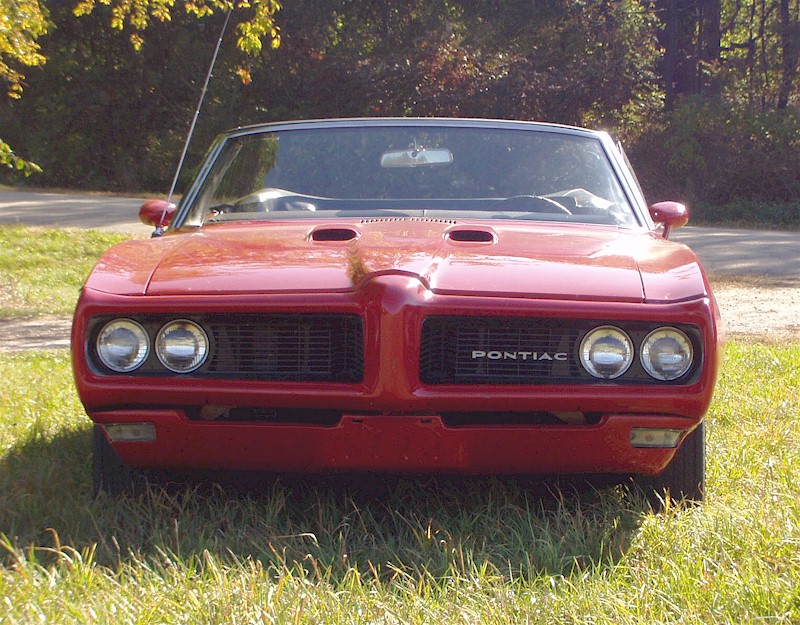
[495,195,572,215]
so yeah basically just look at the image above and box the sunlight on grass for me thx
[1,341,799,624]
[0,227,137,318]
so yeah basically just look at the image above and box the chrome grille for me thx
[420,316,582,384]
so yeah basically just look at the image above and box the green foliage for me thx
[718,0,800,109]
[0,0,663,192]
[0,0,48,98]
[0,340,799,623]
[0,0,49,174]
[0,3,244,191]
[1,0,799,217]
[690,200,800,230]
[0,226,137,318]
[248,0,660,124]
[1,0,279,189]
[71,0,281,53]
[0,138,41,176]
[235,0,281,54]
[630,97,800,207]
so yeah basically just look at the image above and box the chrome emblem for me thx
[471,350,568,361]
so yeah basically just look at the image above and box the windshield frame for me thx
[170,118,650,231]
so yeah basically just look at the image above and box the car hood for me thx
[85,219,708,303]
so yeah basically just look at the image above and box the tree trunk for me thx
[700,0,722,97]
[778,0,798,108]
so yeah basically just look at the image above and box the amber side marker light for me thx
[630,428,683,449]
[103,423,157,443]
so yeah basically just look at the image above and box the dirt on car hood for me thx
[84,219,709,303]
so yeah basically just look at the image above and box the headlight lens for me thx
[641,327,693,380]
[155,320,208,373]
[96,319,149,372]
[580,326,634,379]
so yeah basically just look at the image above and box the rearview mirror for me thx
[380,148,453,168]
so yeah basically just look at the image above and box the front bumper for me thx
[93,409,699,476]
[75,274,720,478]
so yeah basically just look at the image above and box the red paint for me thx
[649,201,689,238]
[73,217,722,477]
[92,410,698,476]
[139,199,176,228]
[86,220,705,302]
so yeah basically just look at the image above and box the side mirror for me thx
[649,201,689,239]
[139,199,177,235]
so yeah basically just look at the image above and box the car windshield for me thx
[183,125,638,227]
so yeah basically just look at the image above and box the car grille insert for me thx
[206,314,364,382]
[90,313,700,385]
[420,316,583,384]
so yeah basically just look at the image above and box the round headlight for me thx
[96,319,149,372]
[580,326,634,379]
[641,327,693,381]
[155,320,208,373]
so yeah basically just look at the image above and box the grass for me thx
[0,341,799,624]
[685,200,800,230]
[0,227,137,318]
[1,226,798,622]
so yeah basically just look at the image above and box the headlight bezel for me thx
[95,318,150,373]
[87,314,702,385]
[577,322,702,384]
[155,319,210,373]
[90,315,213,375]
[640,326,695,381]
[579,325,635,380]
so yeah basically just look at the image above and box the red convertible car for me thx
[71,118,722,500]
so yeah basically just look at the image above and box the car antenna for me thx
[153,8,233,237]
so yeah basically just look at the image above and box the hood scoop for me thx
[446,228,497,244]
[309,226,360,242]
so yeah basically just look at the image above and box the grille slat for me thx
[207,314,363,382]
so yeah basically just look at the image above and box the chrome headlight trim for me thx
[641,327,694,381]
[96,318,150,373]
[155,319,209,373]
[579,325,634,380]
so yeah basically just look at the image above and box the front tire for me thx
[633,422,705,506]
[92,425,146,496]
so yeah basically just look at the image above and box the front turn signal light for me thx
[630,428,683,449]
[103,422,156,443]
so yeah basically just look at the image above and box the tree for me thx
[728,0,800,110]
[0,0,49,174]
[245,0,660,127]
[777,0,799,108]
[3,0,798,199]
[659,0,722,108]
[72,0,282,55]
[1,0,280,178]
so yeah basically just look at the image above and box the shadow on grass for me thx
[0,426,650,582]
